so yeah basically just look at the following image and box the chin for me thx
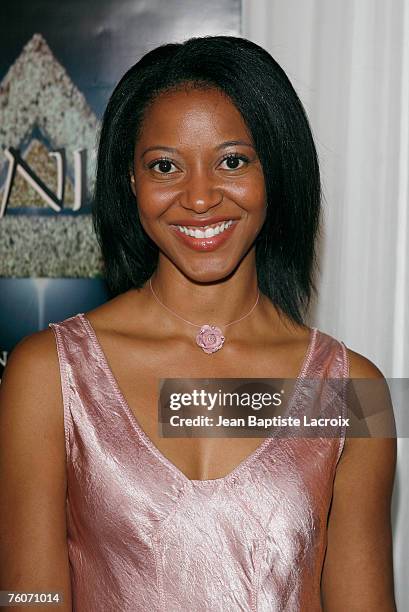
[159,241,253,283]
[177,260,239,285]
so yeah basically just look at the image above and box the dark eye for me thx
[149,158,178,174]
[220,154,248,170]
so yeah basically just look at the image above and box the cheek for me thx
[225,176,266,214]
[251,171,268,208]
[134,181,173,221]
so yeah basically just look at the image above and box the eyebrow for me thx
[140,140,255,157]
[216,140,255,151]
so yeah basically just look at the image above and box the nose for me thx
[178,169,223,213]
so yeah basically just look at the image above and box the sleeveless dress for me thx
[49,313,349,612]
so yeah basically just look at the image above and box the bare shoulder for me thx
[346,346,384,379]
[0,326,65,489]
[341,346,396,463]
[6,325,58,361]
[0,326,63,441]
[1,326,61,395]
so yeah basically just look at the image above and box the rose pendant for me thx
[195,325,225,354]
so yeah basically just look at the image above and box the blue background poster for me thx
[0,0,242,377]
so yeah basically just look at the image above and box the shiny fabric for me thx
[49,313,349,612]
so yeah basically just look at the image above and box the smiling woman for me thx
[93,40,321,329]
[0,36,396,612]
[131,86,266,283]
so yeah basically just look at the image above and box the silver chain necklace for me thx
[149,278,260,354]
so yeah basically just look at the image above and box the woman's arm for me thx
[0,331,72,611]
[321,349,397,611]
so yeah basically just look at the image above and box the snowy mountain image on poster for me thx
[0,33,102,278]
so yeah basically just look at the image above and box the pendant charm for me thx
[195,325,225,354]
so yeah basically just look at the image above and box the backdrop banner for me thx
[0,0,242,378]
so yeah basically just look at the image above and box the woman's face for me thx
[132,86,267,282]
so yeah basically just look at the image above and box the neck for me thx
[147,258,260,329]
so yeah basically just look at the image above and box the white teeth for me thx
[175,220,233,238]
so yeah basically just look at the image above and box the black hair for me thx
[92,35,321,326]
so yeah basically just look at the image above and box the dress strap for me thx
[48,313,86,462]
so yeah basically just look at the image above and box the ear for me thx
[130,173,136,196]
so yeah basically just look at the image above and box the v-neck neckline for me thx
[79,312,318,487]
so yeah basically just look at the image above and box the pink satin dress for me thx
[49,312,349,611]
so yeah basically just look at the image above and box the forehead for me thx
[135,86,253,149]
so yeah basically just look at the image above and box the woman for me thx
[0,36,396,611]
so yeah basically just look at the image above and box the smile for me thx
[173,220,234,238]
[169,219,238,252]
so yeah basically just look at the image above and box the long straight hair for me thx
[93,36,321,326]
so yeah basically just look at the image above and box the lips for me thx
[169,219,239,252]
